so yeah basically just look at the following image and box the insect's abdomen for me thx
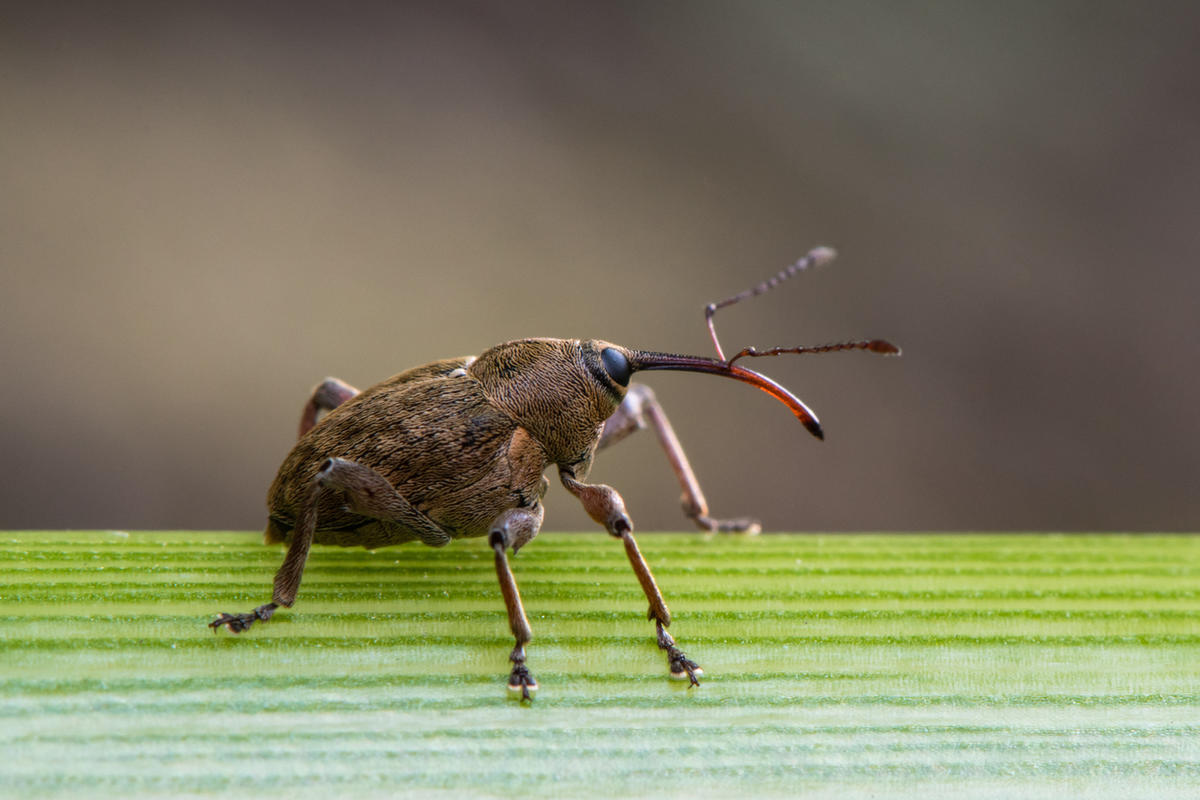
[267,372,549,546]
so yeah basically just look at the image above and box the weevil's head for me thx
[471,337,858,472]
[470,338,633,468]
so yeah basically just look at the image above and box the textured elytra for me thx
[266,339,629,549]
[268,357,538,545]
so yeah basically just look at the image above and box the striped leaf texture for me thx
[2,532,1199,798]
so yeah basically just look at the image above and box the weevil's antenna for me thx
[704,246,837,361]
[726,339,901,367]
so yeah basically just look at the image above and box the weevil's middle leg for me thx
[559,469,702,685]
[489,506,544,701]
[316,458,452,548]
[599,384,761,534]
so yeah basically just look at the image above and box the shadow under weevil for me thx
[210,247,900,700]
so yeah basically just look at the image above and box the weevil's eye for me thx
[600,347,631,387]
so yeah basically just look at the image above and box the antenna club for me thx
[868,339,902,355]
[809,246,837,267]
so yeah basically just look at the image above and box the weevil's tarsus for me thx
[658,621,703,685]
[598,384,761,534]
[506,649,538,701]
[209,602,278,634]
[697,514,762,534]
[705,246,836,361]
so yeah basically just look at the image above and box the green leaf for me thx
[2,531,1199,798]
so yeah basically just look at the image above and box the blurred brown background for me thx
[3,2,1198,532]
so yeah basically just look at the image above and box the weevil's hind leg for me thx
[210,458,454,634]
[559,469,702,685]
[599,384,761,534]
[315,458,452,548]
[210,477,322,633]
[299,377,359,438]
[489,506,544,701]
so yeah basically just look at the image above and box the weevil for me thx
[210,247,899,699]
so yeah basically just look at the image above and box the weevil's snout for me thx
[627,350,825,439]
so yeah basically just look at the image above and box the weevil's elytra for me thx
[210,247,900,701]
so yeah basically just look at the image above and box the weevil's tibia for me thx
[490,507,542,701]
[618,527,669,626]
[705,246,836,361]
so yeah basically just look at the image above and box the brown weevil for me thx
[210,247,899,699]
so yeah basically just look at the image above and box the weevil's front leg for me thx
[489,505,544,700]
[299,377,359,438]
[623,531,703,685]
[559,469,702,685]
[599,384,761,534]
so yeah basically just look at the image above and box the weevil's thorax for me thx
[469,338,629,468]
